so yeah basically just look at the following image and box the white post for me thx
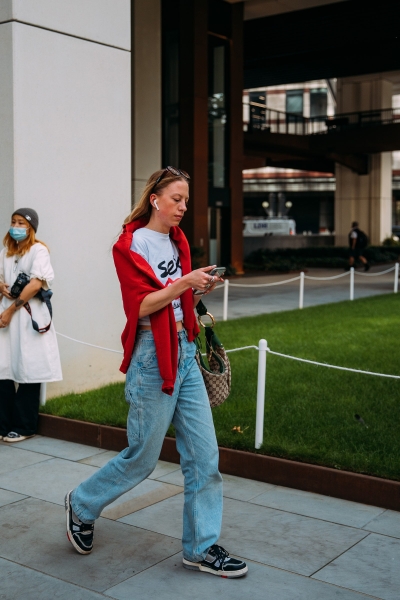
[223,278,229,321]
[255,339,267,449]
[299,271,304,309]
[39,383,47,406]
[394,263,399,293]
[350,267,354,301]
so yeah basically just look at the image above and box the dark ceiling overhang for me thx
[244,0,400,88]
[244,122,400,174]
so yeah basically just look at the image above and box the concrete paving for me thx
[205,265,397,321]
[1,435,399,599]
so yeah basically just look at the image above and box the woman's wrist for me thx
[177,274,193,293]
[9,298,25,312]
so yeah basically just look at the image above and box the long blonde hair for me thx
[124,169,189,224]
[3,221,49,257]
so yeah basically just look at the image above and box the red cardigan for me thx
[112,218,200,395]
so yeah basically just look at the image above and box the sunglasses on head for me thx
[152,166,190,192]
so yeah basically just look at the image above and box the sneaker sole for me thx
[3,434,35,443]
[65,491,92,555]
[183,559,248,578]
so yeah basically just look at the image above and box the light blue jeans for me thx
[71,330,223,561]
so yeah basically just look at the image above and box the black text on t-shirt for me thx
[157,256,182,279]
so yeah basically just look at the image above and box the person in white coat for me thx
[0,208,62,442]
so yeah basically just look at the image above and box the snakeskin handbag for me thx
[195,301,231,408]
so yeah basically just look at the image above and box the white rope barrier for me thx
[253,339,400,448]
[56,332,123,354]
[299,271,304,309]
[350,266,354,301]
[304,272,349,281]
[266,348,400,379]
[56,329,398,380]
[354,266,396,277]
[219,263,399,320]
[49,330,399,450]
[225,345,259,353]
[228,276,301,288]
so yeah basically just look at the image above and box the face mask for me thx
[9,227,29,242]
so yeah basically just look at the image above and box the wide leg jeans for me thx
[71,330,223,562]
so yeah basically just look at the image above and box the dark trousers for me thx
[0,380,41,436]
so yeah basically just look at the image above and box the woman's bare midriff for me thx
[139,320,184,332]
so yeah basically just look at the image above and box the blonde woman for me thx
[0,208,62,442]
[65,168,248,578]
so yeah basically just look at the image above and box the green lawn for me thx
[41,294,400,480]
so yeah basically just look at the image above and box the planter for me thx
[38,414,400,512]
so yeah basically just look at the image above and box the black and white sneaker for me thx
[65,490,94,554]
[183,544,248,578]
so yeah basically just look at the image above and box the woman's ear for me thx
[149,194,160,211]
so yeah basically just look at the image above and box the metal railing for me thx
[243,101,400,136]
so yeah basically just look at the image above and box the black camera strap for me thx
[23,291,53,334]
[10,272,53,333]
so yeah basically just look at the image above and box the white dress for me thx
[0,244,62,383]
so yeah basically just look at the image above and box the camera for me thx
[10,272,30,298]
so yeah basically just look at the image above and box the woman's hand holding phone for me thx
[191,266,225,296]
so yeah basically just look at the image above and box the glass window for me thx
[208,37,228,189]
[286,90,303,116]
[249,91,266,131]
[310,88,328,119]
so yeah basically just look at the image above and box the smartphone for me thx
[193,267,226,295]
[210,267,226,277]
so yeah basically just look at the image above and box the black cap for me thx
[12,208,39,232]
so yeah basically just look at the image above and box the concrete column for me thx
[0,1,131,397]
[132,0,162,203]
[335,75,393,245]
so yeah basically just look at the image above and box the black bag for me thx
[10,272,53,334]
[349,228,368,250]
[356,229,369,249]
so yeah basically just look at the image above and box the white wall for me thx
[0,23,14,228]
[0,3,131,397]
[0,1,13,22]
[0,0,130,49]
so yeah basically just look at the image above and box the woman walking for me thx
[65,167,248,578]
[0,208,62,442]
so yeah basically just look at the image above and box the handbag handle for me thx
[196,299,215,328]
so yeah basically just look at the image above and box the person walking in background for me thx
[0,208,62,442]
[348,221,370,271]
[65,167,248,578]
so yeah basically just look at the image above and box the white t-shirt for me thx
[130,228,183,326]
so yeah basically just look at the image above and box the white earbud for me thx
[153,200,160,211]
